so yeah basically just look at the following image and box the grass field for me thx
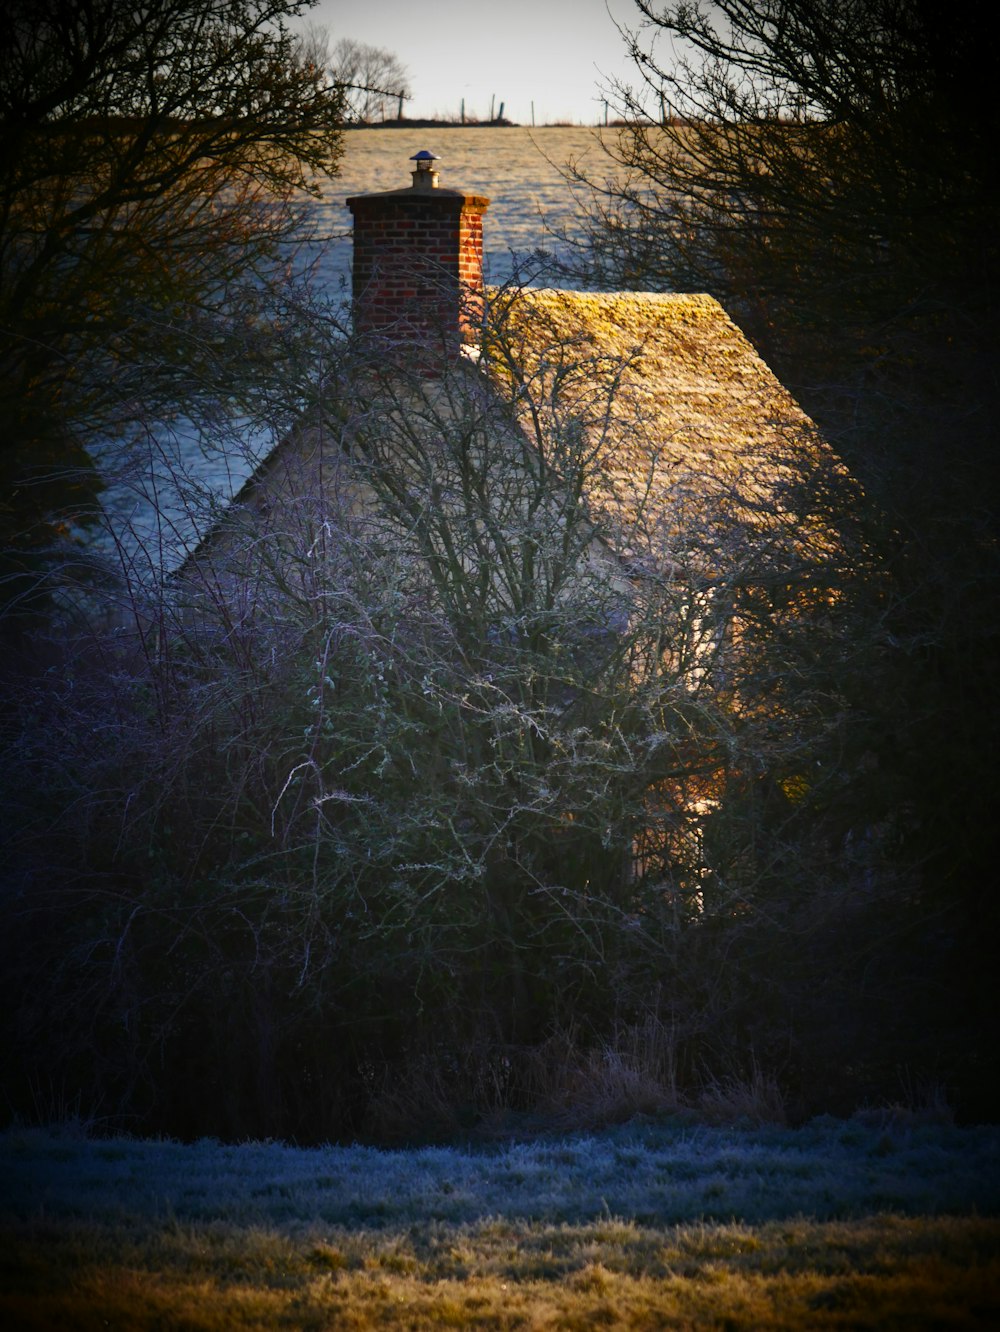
[2,1116,999,1328]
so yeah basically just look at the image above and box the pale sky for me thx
[300,0,642,126]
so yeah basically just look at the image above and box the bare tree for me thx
[328,36,411,122]
[0,0,345,612]
[570,0,997,347]
[561,1,1000,1094]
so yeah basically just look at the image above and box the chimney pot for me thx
[409,149,440,191]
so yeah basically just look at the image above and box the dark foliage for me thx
[0,0,344,611]
[559,0,1000,1117]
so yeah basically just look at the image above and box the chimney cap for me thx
[409,148,441,192]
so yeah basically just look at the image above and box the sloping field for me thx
[2,1117,999,1328]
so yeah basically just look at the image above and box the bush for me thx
[0,290,950,1142]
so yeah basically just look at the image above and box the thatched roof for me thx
[494,290,815,473]
[176,288,853,595]
[486,288,851,567]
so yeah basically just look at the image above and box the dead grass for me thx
[696,1062,788,1127]
[552,1020,789,1132]
[2,1214,998,1329]
[359,1017,791,1138]
[534,1017,683,1131]
[4,1114,997,1327]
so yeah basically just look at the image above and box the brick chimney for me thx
[346,151,490,356]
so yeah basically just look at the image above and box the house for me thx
[169,149,862,909]
[177,150,850,629]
